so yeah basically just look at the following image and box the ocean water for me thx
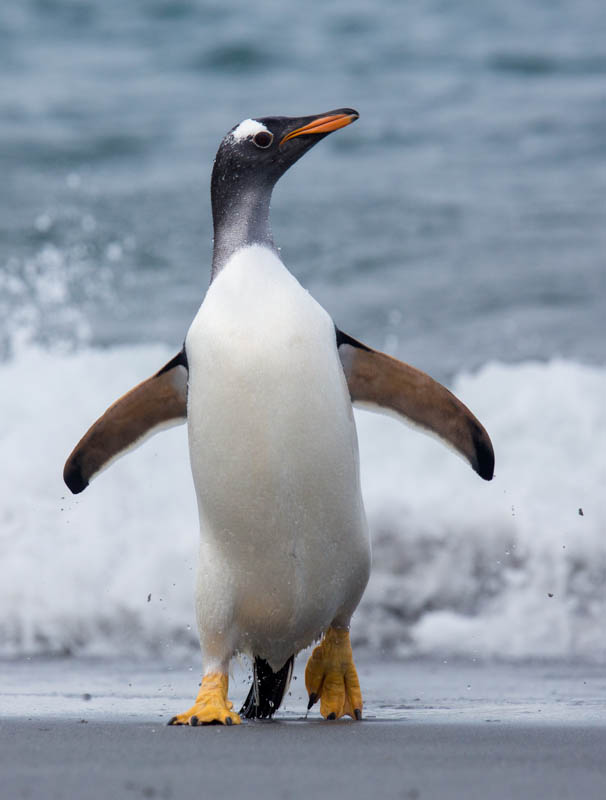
[1,0,605,660]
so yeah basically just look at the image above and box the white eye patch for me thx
[230,119,271,142]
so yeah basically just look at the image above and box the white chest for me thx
[185,246,357,509]
[184,246,369,661]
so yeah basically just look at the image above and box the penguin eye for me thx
[253,131,273,149]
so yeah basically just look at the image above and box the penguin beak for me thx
[279,109,359,147]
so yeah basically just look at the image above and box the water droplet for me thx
[106,242,123,262]
[35,213,52,233]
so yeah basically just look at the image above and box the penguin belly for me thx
[185,246,370,670]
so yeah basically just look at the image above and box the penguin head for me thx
[211,108,359,194]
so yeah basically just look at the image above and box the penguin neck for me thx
[211,179,277,280]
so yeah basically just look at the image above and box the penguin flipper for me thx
[63,350,188,494]
[336,330,494,481]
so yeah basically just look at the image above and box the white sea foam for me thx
[1,346,605,660]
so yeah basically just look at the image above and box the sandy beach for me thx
[2,657,605,799]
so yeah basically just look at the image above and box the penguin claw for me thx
[169,672,241,726]
[304,627,363,721]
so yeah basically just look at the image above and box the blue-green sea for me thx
[1,1,605,661]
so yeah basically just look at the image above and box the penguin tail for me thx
[240,655,294,719]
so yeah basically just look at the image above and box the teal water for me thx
[1,0,605,377]
[1,2,606,661]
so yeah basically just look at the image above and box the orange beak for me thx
[279,111,359,146]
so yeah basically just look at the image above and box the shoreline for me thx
[2,657,605,799]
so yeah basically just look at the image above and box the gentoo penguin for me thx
[64,109,494,725]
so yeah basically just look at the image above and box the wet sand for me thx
[1,658,605,799]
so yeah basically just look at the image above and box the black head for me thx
[210,108,359,277]
[212,108,359,193]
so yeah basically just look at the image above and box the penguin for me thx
[64,109,494,726]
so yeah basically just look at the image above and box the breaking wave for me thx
[1,345,605,661]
